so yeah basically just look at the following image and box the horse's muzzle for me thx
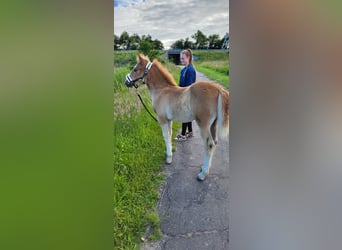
[124,74,134,88]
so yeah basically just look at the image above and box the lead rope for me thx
[136,92,158,122]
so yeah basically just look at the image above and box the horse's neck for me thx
[147,67,176,91]
[146,81,164,102]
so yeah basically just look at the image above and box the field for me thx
[114,50,229,249]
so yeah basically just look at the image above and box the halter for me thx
[125,61,153,88]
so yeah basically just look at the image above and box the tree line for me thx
[171,30,226,50]
[114,32,164,50]
[114,30,228,50]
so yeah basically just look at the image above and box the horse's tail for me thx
[217,89,229,137]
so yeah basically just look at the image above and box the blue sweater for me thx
[179,64,196,87]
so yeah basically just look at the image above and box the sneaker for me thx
[186,132,193,138]
[175,134,187,141]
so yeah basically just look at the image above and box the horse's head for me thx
[124,54,153,88]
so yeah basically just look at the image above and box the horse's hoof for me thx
[197,172,206,181]
[165,157,172,165]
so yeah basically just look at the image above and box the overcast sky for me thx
[114,0,229,49]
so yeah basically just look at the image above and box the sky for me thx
[114,0,229,49]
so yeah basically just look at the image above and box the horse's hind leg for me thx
[197,119,217,181]
[210,118,218,145]
[160,120,172,164]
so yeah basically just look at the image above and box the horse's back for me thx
[190,81,225,102]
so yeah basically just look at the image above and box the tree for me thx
[139,40,157,59]
[170,39,184,49]
[191,30,208,49]
[184,37,195,49]
[114,34,120,50]
[114,32,162,50]
[139,40,153,55]
[153,39,164,50]
[208,34,222,49]
[119,31,130,50]
[129,33,141,50]
[141,34,153,43]
[170,37,196,50]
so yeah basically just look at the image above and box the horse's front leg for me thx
[160,120,172,164]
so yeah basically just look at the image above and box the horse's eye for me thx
[133,67,138,72]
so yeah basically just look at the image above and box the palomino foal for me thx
[125,54,229,181]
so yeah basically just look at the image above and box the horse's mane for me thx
[152,59,177,86]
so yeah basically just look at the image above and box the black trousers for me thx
[181,122,192,136]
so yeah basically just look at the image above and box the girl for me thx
[175,49,197,141]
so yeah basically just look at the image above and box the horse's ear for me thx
[137,53,150,62]
[137,53,145,62]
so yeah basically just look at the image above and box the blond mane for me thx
[152,59,177,86]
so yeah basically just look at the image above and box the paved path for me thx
[142,71,229,250]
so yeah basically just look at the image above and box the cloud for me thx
[114,0,146,8]
[114,0,229,49]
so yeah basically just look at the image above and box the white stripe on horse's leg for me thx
[198,150,214,181]
[161,122,172,164]
[166,120,172,163]
[198,136,216,181]
[198,151,209,181]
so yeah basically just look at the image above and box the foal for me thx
[125,54,229,181]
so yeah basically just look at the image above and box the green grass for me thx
[195,64,229,89]
[194,51,229,89]
[114,51,137,68]
[114,101,180,249]
[114,54,181,249]
[114,111,161,249]
[193,50,229,62]
[196,60,229,75]
[114,67,130,94]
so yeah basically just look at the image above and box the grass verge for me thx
[114,57,181,249]
[195,64,229,89]
[193,50,229,89]
[114,104,180,249]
